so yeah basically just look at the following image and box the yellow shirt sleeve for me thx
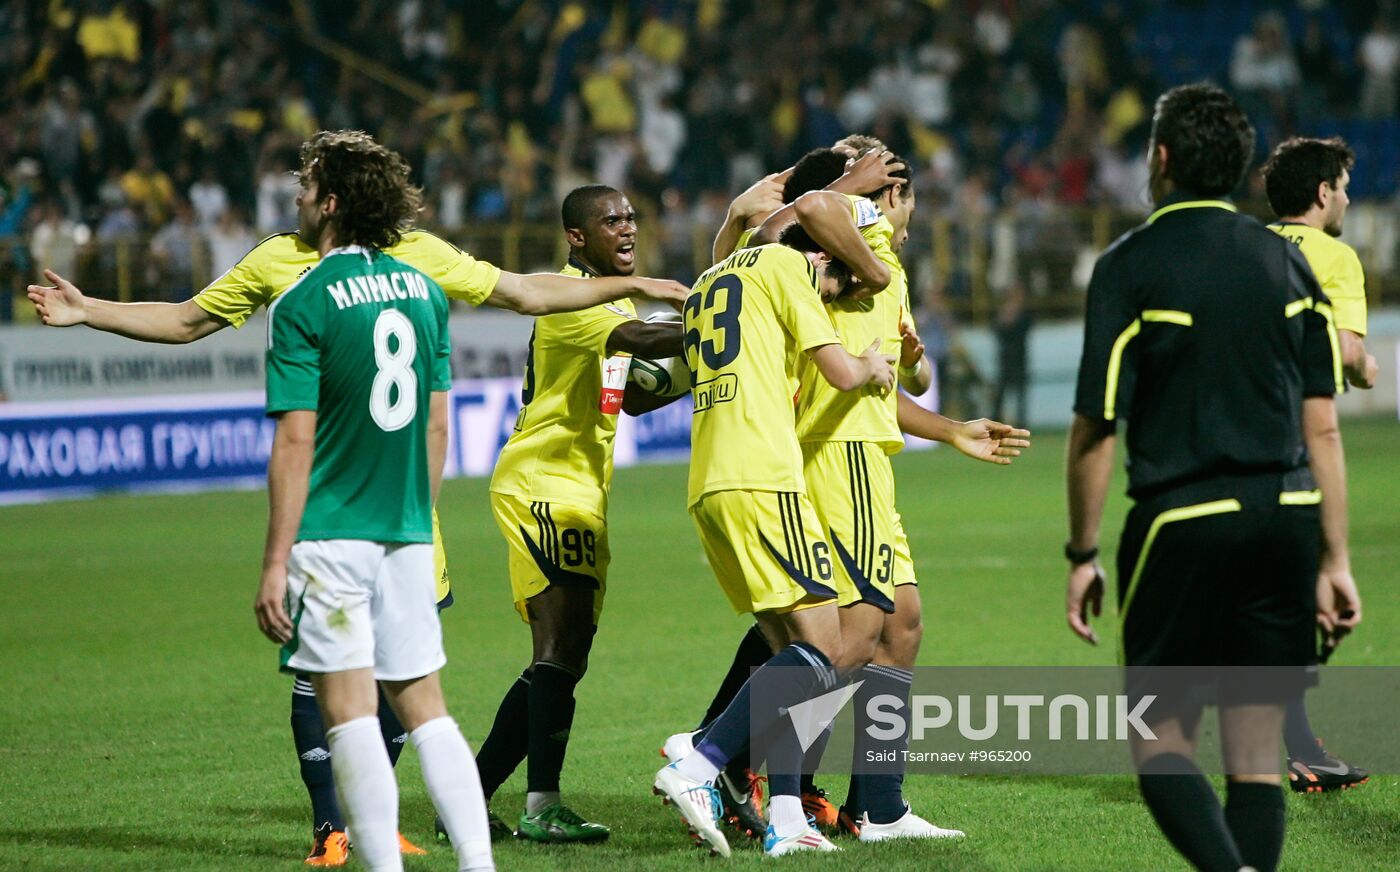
[769,251,839,352]
[538,301,636,357]
[389,230,501,307]
[192,233,306,328]
[1325,245,1368,336]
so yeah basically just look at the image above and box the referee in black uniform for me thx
[1063,84,1361,872]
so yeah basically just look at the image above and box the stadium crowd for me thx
[2,0,1398,319]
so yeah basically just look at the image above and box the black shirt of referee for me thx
[1074,192,1342,500]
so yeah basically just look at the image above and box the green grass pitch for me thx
[2,420,1397,870]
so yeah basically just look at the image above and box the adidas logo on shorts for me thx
[301,747,331,762]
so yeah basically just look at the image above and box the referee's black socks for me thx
[1225,781,1285,872]
[1137,753,1244,872]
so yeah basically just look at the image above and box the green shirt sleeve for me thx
[265,289,322,414]
[429,278,452,392]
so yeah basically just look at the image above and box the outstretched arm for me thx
[28,269,227,344]
[896,393,1030,464]
[484,271,688,316]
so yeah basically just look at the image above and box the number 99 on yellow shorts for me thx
[489,493,610,625]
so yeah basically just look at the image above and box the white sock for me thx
[525,790,561,815]
[770,794,807,838]
[326,716,402,872]
[674,753,721,784]
[411,716,495,872]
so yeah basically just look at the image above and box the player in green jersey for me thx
[254,131,493,872]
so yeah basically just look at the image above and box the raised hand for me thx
[951,418,1031,465]
[27,269,89,327]
[838,149,906,196]
[730,168,793,223]
[860,339,897,392]
[899,320,925,369]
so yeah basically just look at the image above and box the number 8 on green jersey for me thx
[266,245,451,545]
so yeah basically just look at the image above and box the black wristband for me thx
[1064,542,1099,565]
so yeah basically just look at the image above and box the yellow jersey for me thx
[685,243,840,506]
[193,229,500,327]
[795,198,908,450]
[489,259,637,517]
[1268,222,1367,336]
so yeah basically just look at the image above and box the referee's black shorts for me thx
[1116,472,1320,708]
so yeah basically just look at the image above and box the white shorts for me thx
[279,540,446,681]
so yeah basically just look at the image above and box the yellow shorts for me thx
[489,493,609,625]
[891,508,917,588]
[431,509,452,606]
[802,441,910,613]
[691,489,839,615]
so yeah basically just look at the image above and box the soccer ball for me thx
[628,355,692,398]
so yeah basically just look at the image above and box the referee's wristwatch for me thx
[1064,542,1099,566]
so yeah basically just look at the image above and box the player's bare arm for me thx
[897,319,933,395]
[27,268,228,344]
[256,409,316,645]
[809,339,896,393]
[1303,395,1362,649]
[788,192,890,290]
[896,393,1030,465]
[485,271,689,316]
[1338,329,1378,389]
[605,318,684,359]
[749,150,905,251]
[427,391,450,505]
[712,168,793,262]
[1064,413,1116,645]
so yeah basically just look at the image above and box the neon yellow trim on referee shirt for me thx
[1142,309,1193,326]
[1119,498,1243,631]
[1103,320,1142,421]
[1279,489,1322,506]
[1103,312,1192,420]
[1284,297,1314,319]
[1312,300,1346,392]
[1146,200,1238,225]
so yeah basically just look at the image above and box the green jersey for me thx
[265,245,451,543]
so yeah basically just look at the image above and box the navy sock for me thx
[290,676,343,831]
[528,661,581,794]
[1138,753,1243,872]
[476,668,534,800]
[694,642,838,795]
[1225,781,1286,872]
[376,685,407,767]
[799,719,834,795]
[1282,694,1322,762]
[699,624,773,729]
[852,664,913,824]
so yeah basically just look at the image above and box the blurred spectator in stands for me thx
[121,152,176,228]
[1230,11,1301,124]
[1058,23,1110,105]
[148,200,203,300]
[994,282,1031,426]
[1359,13,1400,119]
[29,200,87,284]
[40,80,96,187]
[206,206,256,277]
[77,1,140,63]
[254,148,298,234]
[1296,15,1346,119]
[188,165,229,229]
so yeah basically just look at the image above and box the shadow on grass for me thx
[0,824,291,860]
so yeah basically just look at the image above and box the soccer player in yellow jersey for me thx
[25,129,687,865]
[667,144,1029,843]
[654,226,897,859]
[1262,136,1372,793]
[472,185,683,843]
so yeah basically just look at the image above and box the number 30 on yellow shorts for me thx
[489,493,610,624]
